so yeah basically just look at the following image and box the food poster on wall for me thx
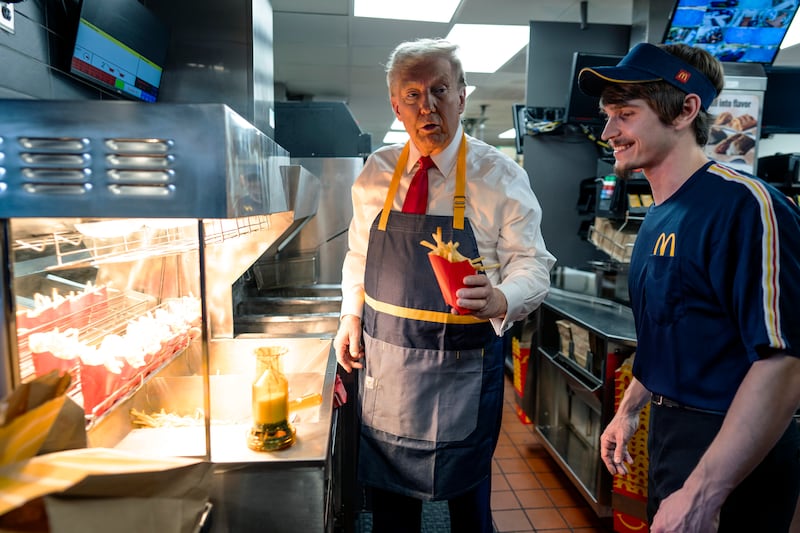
[707,90,761,174]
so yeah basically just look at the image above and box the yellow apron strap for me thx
[365,294,488,325]
[378,143,410,231]
[378,134,468,231]
[453,133,467,230]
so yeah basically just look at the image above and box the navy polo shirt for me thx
[629,162,800,412]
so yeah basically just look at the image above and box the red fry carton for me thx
[428,253,476,315]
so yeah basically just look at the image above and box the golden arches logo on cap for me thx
[675,70,691,84]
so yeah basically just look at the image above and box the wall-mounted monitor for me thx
[760,65,800,136]
[70,0,169,102]
[662,0,800,65]
[564,52,623,126]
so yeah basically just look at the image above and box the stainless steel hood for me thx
[0,100,300,220]
[0,99,322,340]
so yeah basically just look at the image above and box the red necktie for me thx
[402,156,433,214]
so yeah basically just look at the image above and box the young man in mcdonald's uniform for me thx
[580,43,800,532]
[333,38,554,532]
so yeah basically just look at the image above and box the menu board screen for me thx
[69,0,169,102]
[663,0,799,64]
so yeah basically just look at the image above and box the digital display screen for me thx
[761,66,800,135]
[663,0,800,64]
[565,52,624,126]
[70,0,169,102]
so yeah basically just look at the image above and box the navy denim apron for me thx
[357,137,505,500]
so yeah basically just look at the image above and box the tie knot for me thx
[418,156,434,171]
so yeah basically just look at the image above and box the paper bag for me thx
[0,372,86,466]
[0,448,212,533]
[427,254,476,315]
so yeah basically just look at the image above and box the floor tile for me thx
[492,473,510,492]
[503,422,531,435]
[491,490,520,511]
[514,489,553,509]
[507,431,542,449]
[547,487,583,507]
[497,432,513,446]
[493,509,532,532]
[494,443,519,459]
[496,456,532,474]
[525,507,569,530]
[535,471,571,490]
[505,472,542,491]
[526,456,557,472]
[560,505,603,529]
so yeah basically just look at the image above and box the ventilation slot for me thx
[17,137,92,195]
[104,138,176,197]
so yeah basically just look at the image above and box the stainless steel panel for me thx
[148,0,275,139]
[723,62,767,92]
[536,350,607,515]
[0,100,290,219]
[279,157,362,284]
[533,291,637,518]
[235,284,341,338]
[235,315,339,337]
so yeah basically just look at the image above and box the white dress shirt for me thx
[340,125,555,335]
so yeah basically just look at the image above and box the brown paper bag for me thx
[0,372,86,466]
[0,449,212,533]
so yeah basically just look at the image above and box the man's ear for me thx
[674,93,702,131]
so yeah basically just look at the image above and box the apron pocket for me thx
[360,333,484,442]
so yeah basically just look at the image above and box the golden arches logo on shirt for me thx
[653,233,676,257]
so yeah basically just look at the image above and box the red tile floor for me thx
[490,375,614,533]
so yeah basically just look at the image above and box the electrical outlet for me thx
[0,2,15,35]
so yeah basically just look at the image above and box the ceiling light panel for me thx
[354,0,461,23]
[446,24,529,73]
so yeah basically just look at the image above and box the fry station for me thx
[0,100,357,532]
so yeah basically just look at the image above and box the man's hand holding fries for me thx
[455,275,508,319]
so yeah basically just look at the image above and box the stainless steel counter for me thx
[206,337,340,533]
[543,288,636,344]
[109,337,339,532]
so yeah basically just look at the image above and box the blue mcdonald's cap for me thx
[578,43,719,110]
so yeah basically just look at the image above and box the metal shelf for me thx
[11,216,274,271]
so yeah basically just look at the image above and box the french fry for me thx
[420,227,469,263]
[421,228,499,270]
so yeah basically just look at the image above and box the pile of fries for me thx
[420,227,496,270]
[130,407,205,428]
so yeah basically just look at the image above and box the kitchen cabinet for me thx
[531,288,636,517]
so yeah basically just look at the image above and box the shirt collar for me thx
[407,123,464,177]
